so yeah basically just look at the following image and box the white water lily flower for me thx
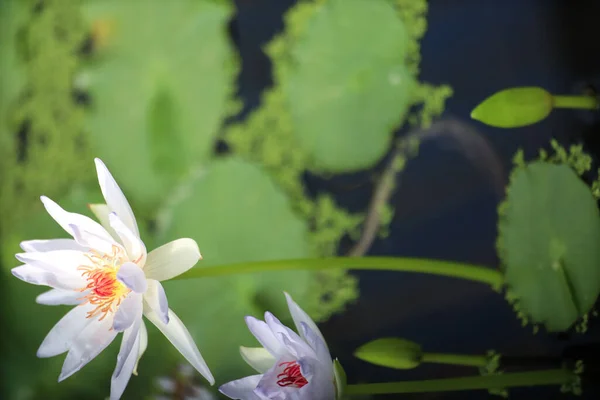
[11,158,214,399]
[219,293,339,400]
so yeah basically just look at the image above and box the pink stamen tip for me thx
[276,361,308,388]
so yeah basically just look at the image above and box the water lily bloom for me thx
[219,293,339,400]
[11,158,214,399]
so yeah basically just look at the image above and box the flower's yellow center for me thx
[78,245,130,320]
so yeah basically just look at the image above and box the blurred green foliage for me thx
[0,0,449,398]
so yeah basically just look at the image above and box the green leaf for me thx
[354,337,422,369]
[154,157,315,383]
[471,87,553,128]
[499,162,600,331]
[82,0,237,210]
[333,358,348,400]
[271,0,415,172]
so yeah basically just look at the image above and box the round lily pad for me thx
[275,0,414,172]
[82,0,237,210]
[155,157,315,383]
[499,162,600,331]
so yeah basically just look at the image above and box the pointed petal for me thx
[95,158,139,237]
[284,292,328,352]
[16,250,88,273]
[133,322,148,376]
[300,322,331,365]
[144,238,201,282]
[20,239,86,253]
[297,357,336,400]
[37,304,95,358]
[36,289,84,306]
[40,196,115,246]
[59,315,118,381]
[264,312,313,358]
[116,262,147,293]
[113,292,143,332]
[240,346,275,373]
[143,279,169,324]
[113,308,142,377]
[110,323,141,400]
[145,307,214,385]
[219,375,263,400]
[70,223,115,255]
[12,264,83,291]
[14,250,89,289]
[244,316,287,359]
[88,203,121,242]
[109,213,146,264]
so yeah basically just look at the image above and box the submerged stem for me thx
[422,353,488,368]
[553,95,598,110]
[176,257,504,290]
[345,369,575,395]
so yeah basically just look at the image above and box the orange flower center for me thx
[78,245,130,320]
[276,361,308,388]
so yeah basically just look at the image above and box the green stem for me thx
[345,369,575,395]
[422,353,488,368]
[553,95,598,110]
[176,257,504,290]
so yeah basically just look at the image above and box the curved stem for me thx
[553,95,598,110]
[422,353,488,368]
[345,369,575,395]
[176,257,504,290]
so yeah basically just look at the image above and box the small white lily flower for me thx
[12,158,214,399]
[219,293,339,400]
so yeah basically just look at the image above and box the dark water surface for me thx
[232,0,600,398]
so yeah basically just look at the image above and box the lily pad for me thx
[154,157,315,383]
[82,0,237,210]
[499,162,600,331]
[272,0,414,172]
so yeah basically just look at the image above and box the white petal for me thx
[110,322,141,400]
[95,158,139,237]
[297,357,336,400]
[12,264,82,291]
[116,262,147,293]
[40,196,115,246]
[244,316,287,359]
[70,223,115,255]
[109,213,146,264]
[36,289,84,306]
[113,292,143,332]
[144,238,201,282]
[264,312,314,359]
[240,347,276,373]
[113,309,142,378]
[133,322,148,376]
[255,356,300,399]
[144,307,214,385]
[14,250,89,289]
[37,303,96,358]
[59,315,118,381]
[300,323,331,366]
[219,375,263,400]
[20,239,86,253]
[89,203,121,242]
[284,292,328,352]
[143,279,169,324]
